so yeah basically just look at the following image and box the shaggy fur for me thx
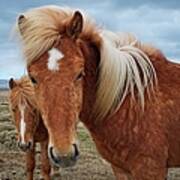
[9,76,37,110]
[14,6,180,180]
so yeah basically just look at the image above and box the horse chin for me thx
[48,146,79,168]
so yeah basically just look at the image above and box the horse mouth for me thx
[48,145,79,168]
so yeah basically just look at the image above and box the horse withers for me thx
[14,6,180,180]
[9,76,51,180]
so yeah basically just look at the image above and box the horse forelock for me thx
[14,5,100,65]
[9,76,37,110]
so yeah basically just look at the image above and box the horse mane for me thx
[15,6,158,121]
[94,31,157,120]
[9,76,37,110]
[15,5,101,64]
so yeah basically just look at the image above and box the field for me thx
[0,90,180,180]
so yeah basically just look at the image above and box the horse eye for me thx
[12,108,16,112]
[75,71,85,81]
[30,76,37,84]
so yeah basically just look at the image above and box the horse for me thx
[9,76,51,180]
[14,6,180,180]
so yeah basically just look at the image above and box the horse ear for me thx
[18,14,26,35]
[66,11,83,39]
[9,78,16,89]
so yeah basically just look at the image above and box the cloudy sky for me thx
[0,0,180,79]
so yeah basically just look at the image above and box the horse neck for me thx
[79,40,100,129]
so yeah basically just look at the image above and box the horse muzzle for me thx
[48,144,80,168]
[18,141,32,152]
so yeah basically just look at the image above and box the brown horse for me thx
[14,6,180,180]
[9,76,51,180]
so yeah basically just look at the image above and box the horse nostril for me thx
[49,147,61,164]
[48,145,79,167]
[27,141,32,149]
[72,144,80,160]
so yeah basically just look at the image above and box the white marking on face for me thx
[47,48,64,71]
[19,104,26,144]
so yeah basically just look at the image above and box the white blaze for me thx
[47,48,64,71]
[19,104,26,143]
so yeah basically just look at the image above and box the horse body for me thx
[70,40,180,178]
[78,39,180,179]
[14,6,180,180]
[9,77,51,180]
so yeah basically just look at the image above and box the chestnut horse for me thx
[9,76,51,180]
[14,6,180,180]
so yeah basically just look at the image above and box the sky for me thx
[0,0,180,79]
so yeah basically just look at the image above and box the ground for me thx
[0,90,180,180]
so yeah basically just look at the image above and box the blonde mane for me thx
[94,31,157,120]
[15,6,157,121]
[9,76,37,110]
[15,5,100,64]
